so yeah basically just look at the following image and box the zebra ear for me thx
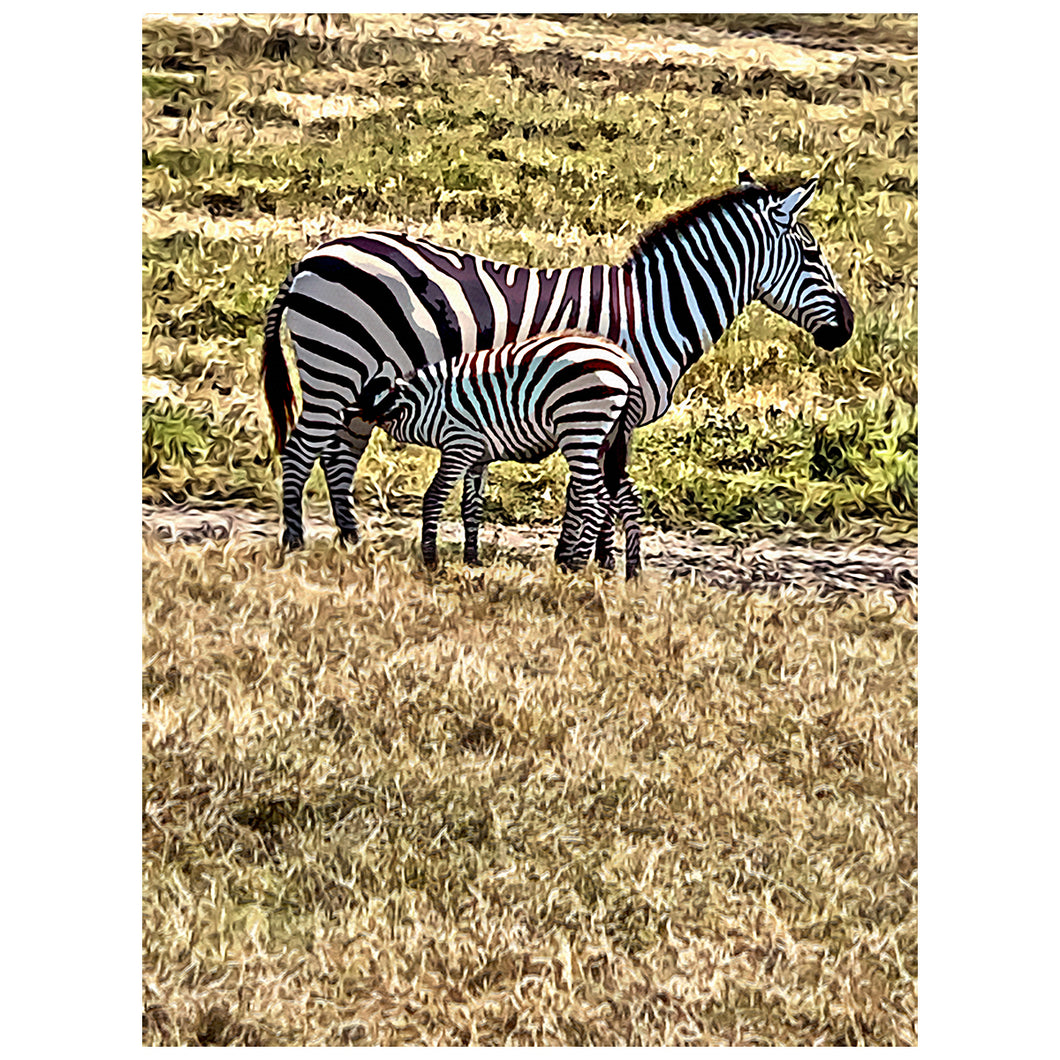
[771,177,819,229]
[357,376,397,422]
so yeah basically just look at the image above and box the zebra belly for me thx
[490,442,557,464]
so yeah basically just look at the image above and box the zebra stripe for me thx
[262,171,853,549]
[355,332,645,577]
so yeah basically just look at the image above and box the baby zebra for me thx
[353,331,646,577]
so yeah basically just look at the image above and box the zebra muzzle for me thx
[812,294,854,351]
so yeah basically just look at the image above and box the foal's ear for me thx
[357,376,398,421]
[770,176,819,229]
[738,167,758,186]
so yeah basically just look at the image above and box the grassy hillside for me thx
[142,12,917,540]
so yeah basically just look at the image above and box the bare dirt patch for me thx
[142,503,916,600]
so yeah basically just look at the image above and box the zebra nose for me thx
[813,293,854,351]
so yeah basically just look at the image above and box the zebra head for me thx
[752,176,854,352]
[353,376,409,431]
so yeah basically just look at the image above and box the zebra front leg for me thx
[421,451,476,570]
[321,418,374,546]
[461,463,488,566]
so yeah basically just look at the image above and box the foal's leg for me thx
[556,432,611,572]
[593,496,617,571]
[421,450,478,569]
[611,475,644,579]
[461,463,489,565]
[554,479,581,567]
[561,472,610,571]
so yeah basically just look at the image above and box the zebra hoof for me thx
[282,531,305,551]
[556,558,586,574]
[337,529,359,548]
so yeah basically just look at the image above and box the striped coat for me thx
[354,331,645,576]
[264,171,853,548]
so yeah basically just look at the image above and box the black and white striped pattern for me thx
[354,332,645,577]
[263,170,853,549]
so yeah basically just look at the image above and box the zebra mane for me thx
[626,176,808,261]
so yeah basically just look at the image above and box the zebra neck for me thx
[623,222,755,407]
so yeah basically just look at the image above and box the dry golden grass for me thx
[143,534,916,1046]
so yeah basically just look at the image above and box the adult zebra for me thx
[263,169,853,549]
[352,331,646,576]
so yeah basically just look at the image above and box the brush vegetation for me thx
[142,13,917,1047]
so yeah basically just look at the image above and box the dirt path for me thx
[143,504,916,600]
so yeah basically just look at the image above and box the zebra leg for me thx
[461,463,488,566]
[555,434,611,571]
[421,451,476,570]
[556,478,604,567]
[554,479,580,566]
[560,471,609,572]
[559,469,615,570]
[594,494,617,571]
[280,419,341,550]
[321,418,374,545]
[612,475,644,579]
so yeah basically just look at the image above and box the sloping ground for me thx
[142,503,916,600]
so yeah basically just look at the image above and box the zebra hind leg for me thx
[280,419,341,550]
[554,478,579,566]
[556,477,609,569]
[559,478,616,572]
[612,475,644,579]
[556,469,609,573]
[593,494,617,571]
[321,418,374,546]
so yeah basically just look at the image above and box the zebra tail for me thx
[262,268,298,452]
